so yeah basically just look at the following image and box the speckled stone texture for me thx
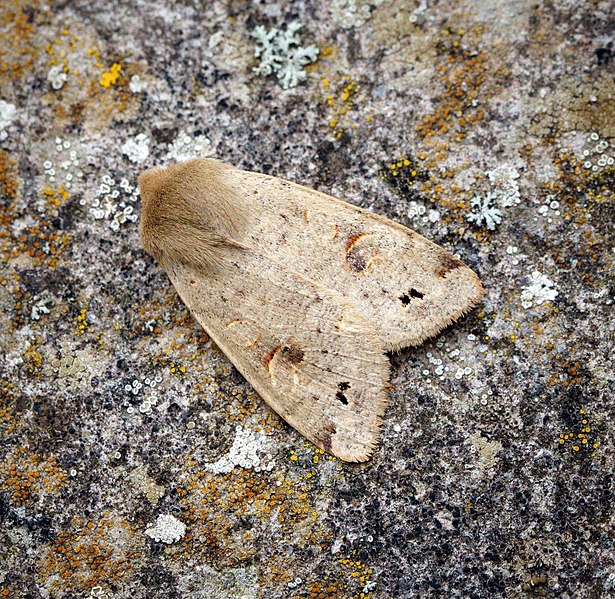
[0,1,613,597]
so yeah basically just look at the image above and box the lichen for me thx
[252,22,319,89]
[99,62,122,88]
[520,271,558,309]
[0,100,16,141]
[466,192,503,230]
[166,132,212,163]
[121,133,150,164]
[0,1,612,596]
[145,514,186,544]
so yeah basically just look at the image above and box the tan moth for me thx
[138,158,483,462]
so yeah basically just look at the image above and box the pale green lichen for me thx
[466,192,503,230]
[252,22,318,90]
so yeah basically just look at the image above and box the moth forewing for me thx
[221,165,484,350]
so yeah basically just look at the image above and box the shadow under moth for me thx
[138,158,483,462]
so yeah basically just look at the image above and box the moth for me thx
[138,158,483,462]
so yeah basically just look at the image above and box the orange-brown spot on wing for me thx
[345,232,368,254]
[263,345,282,372]
[303,209,310,224]
[331,224,339,240]
[264,343,304,383]
[345,232,378,273]
[226,319,247,328]
[226,320,259,349]
[436,254,465,278]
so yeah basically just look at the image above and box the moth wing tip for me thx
[336,448,374,463]
[383,266,485,352]
[332,423,384,463]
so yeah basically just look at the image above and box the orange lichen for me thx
[338,554,376,598]
[21,336,43,374]
[55,100,85,124]
[558,408,599,457]
[371,25,509,238]
[43,186,69,207]
[0,161,72,270]
[0,2,39,81]
[547,356,587,389]
[417,26,508,147]
[39,515,144,594]
[0,152,18,200]
[1,215,72,269]
[0,380,19,435]
[171,465,324,568]
[0,448,67,505]
[306,580,345,599]
[42,38,138,127]
[541,155,611,286]
[285,552,377,598]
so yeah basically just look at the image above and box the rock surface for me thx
[0,1,613,597]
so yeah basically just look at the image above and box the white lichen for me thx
[31,295,53,321]
[363,580,378,593]
[0,100,17,141]
[43,140,83,190]
[580,131,614,173]
[144,514,186,544]
[88,175,139,231]
[205,426,275,474]
[47,64,68,90]
[121,133,150,164]
[128,75,147,93]
[409,0,428,24]
[466,192,503,230]
[486,164,521,207]
[90,587,113,599]
[166,132,211,162]
[520,271,558,309]
[330,0,375,29]
[252,22,319,90]
[407,201,427,220]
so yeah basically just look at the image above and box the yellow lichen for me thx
[99,62,122,88]
[76,305,88,335]
[558,408,599,457]
[320,75,361,139]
